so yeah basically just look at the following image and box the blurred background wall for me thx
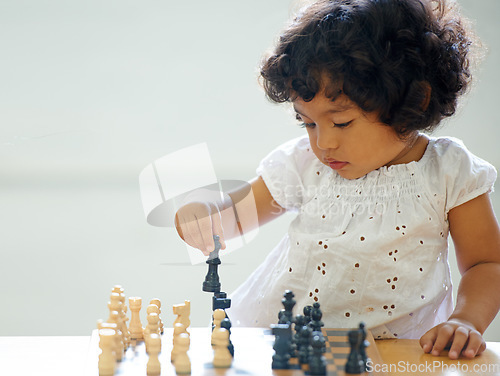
[1,0,498,340]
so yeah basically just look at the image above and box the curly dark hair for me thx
[260,0,478,136]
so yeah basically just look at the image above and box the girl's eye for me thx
[294,113,352,129]
[295,113,316,128]
[333,120,353,128]
[295,114,316,128]
[300,122,316,129]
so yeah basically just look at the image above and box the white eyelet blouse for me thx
[228,135,496,339]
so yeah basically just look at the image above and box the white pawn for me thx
[147,333,162,375]
[108,294,126,348]
[174,333,191,374]
[171,322,188,363]
[108,293,122,318]
[146,303,160,318]
[211,309,226,345]
[213,328,232,368]
[146,304,160,341]
[98,329,116,376]
[111,286,130,347]
[98,319,123,362]
[150,298,164,334]
[107,311,125,357]
[128,297,143,340]
[144,312,160,353]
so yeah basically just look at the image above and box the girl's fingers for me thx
[431,324,454,356]
[197,213,216,255]
[420,327,438,354]
[211,209,226,250]
[183,214,208,253]
[420,321,486,359]
[462,331,486,359]
[447,326,469,359]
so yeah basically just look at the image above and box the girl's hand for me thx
[419,318,486,359]
[175,201,226,256]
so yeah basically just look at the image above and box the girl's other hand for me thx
[419,318,486,359]
[175,201,226,256]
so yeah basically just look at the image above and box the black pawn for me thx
[279,290,296,325]
[202,236,222,293]
[308,331,327,375]
[271,324,292,369]
[298,325,312,365]
[303,305,313,325]
[345,329,365,374]
[293,315,306,357]
[309,302,324,332]
[220,317,234,357]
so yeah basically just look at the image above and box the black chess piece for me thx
[345,328,365,374]
[298,324,312,365]
[308,331,327,375]
[358,322,370,371]
[278,309,285,323]
[271,324,292,369]
[212,291,231,311]
[293,314,306,357]
[309,302,324,332]
[202,235,222,292]
[303,305,313,325]
[220,317,234,357]
[279,290,296,325]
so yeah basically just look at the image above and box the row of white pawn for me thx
[97,285,168,375]
[97,285,232,375]
[167,305,234,374]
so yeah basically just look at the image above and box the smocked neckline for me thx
[321,136,435,182]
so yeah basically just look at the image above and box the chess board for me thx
[287,328,383,375]
[85,327,387,375]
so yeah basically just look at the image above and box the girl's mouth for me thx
[328,161,348,170]
[325,159,348,170]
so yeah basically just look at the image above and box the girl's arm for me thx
[420,192,500,359]
[175,176,285,255]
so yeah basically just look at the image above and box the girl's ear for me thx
[421,81,432,111]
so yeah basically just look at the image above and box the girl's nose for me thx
[316,125,340,150]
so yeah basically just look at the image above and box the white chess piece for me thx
[128,297,143,340]
[213,328,232,368]
[211,309,226,345]
[146,303,160,344]
[98,329,116,376]
[118,289,130,346]
[171,322,188,363]
[146,303,160,318]
[149,298,164,334]
[174,333,191,374]
[172,300,190,331]
[99,318,123,361]
[144,312,159,353]
[111,287,130,347]
[147,333,162,375]
[112,285,124,295]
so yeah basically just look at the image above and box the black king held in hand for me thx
[202,235,222,293]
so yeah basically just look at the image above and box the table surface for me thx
[0,329,499,376]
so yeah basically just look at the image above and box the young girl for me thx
[175,0,500,360]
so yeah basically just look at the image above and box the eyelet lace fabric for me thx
[229,136,496,339]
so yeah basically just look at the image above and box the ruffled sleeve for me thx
[256,136,314,211]
[433,138,497,215]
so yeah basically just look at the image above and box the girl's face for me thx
[293,91,424,180]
